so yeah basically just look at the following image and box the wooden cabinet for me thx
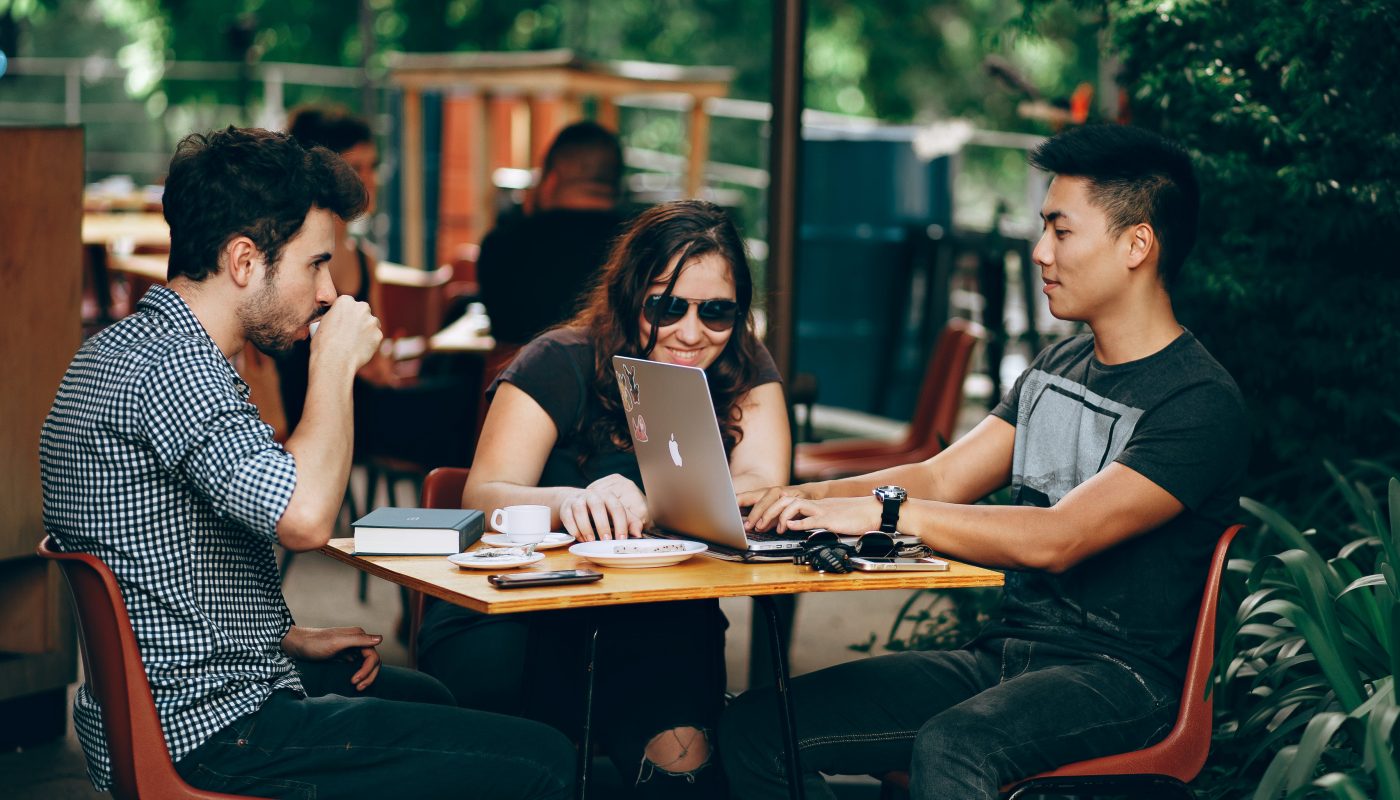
[0,126,83,745]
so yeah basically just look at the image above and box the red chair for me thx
[795,319,982,481]
[36,536,251,800]
[882,524,1242,799]
[405,467,473,667]
[445,243,481,303]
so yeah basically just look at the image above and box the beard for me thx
[239,277,318,356]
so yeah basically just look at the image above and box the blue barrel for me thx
[797,125,952,416]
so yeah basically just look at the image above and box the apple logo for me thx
[668,434,683,467]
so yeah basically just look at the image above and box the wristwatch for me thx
[872,485,908,534]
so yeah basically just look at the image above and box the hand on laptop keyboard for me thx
[560,474,650,541]
[737,484,814,533]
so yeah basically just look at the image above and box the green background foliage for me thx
[1204,470,1399,799]
[1100,0,1400,492]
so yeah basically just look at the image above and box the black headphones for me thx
[793,530,899,573]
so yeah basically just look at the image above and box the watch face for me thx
[874,485,907,502]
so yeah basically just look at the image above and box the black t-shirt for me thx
[489,327,783,490]
[476,208,627,344]
[982,330,1248,689]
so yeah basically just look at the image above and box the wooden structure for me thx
[386,49,734,268]
[0,126,83,746]
[320,538,1003,616]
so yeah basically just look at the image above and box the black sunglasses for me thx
[643,294,739,332]
[794,530,900,571]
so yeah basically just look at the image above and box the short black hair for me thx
[1029,125,1199,286]
[542,121,623,196]
[163,126,366,282]
[287,105,373,154]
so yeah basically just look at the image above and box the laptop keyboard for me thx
[746,529,804,543]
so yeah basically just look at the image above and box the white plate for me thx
[480,532,575,550]
[568,540,708,569]
[447,550,546,570]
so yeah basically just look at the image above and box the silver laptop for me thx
[612,355,805,561]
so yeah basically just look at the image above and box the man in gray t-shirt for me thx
[724,125,1247,800]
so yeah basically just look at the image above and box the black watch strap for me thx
[879,497,900,533]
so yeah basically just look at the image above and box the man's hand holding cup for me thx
[310,295,382,376]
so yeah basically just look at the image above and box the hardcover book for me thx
[352,507,484,555]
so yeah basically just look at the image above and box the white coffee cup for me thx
[491,505,551,544]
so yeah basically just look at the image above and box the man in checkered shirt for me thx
[41,126,574,799]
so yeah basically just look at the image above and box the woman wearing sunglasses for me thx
[417,199,790,798]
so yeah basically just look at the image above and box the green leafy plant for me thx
[850,584,1002,655]
[1204,473,1399,799]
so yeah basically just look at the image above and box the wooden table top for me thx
[428,311,496,354]
[321,538,1003,615]
[108,253,169,283]
[377,261,454,288]
[82,212,170,247]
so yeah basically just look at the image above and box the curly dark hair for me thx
[568,199,767,459]
[163,126,366,282]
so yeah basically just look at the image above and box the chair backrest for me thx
[376,262,453,339]
[408,467,473,666]
[422,467,471,510]
[1030,523,1243,783]
[36,536,247,800]
[903,319,983,456]
[445,244,481,301]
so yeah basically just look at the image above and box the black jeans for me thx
[174,659,575,799]
[720,637,1178,800]
[418,598,730,799]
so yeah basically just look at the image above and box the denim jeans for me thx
[418,598,730,799]
[174,660,575,799]
[720,637,1178,800]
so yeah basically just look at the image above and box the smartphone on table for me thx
[487,569,604,589]
[849,557,949,572]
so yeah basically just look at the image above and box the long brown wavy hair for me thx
[566,199,767,460]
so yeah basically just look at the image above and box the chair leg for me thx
[357,463,383,603]
[343,479,360,527]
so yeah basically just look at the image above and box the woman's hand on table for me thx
[561,474,648,541]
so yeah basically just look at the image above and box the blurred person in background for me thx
[477,120,628,345]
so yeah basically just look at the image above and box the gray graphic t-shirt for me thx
[983,330,1247,689]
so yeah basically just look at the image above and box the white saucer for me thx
[568,540,707,569]
[481,532,574,550]
[447,550,546,570]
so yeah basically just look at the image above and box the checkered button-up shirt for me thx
[40,286,303,790]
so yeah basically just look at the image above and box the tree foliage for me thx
[1027,0,1400,496]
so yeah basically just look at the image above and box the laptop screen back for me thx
[611,355,752,551]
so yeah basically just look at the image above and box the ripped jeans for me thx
[419,597,730,799]
[720,637,1178,800]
